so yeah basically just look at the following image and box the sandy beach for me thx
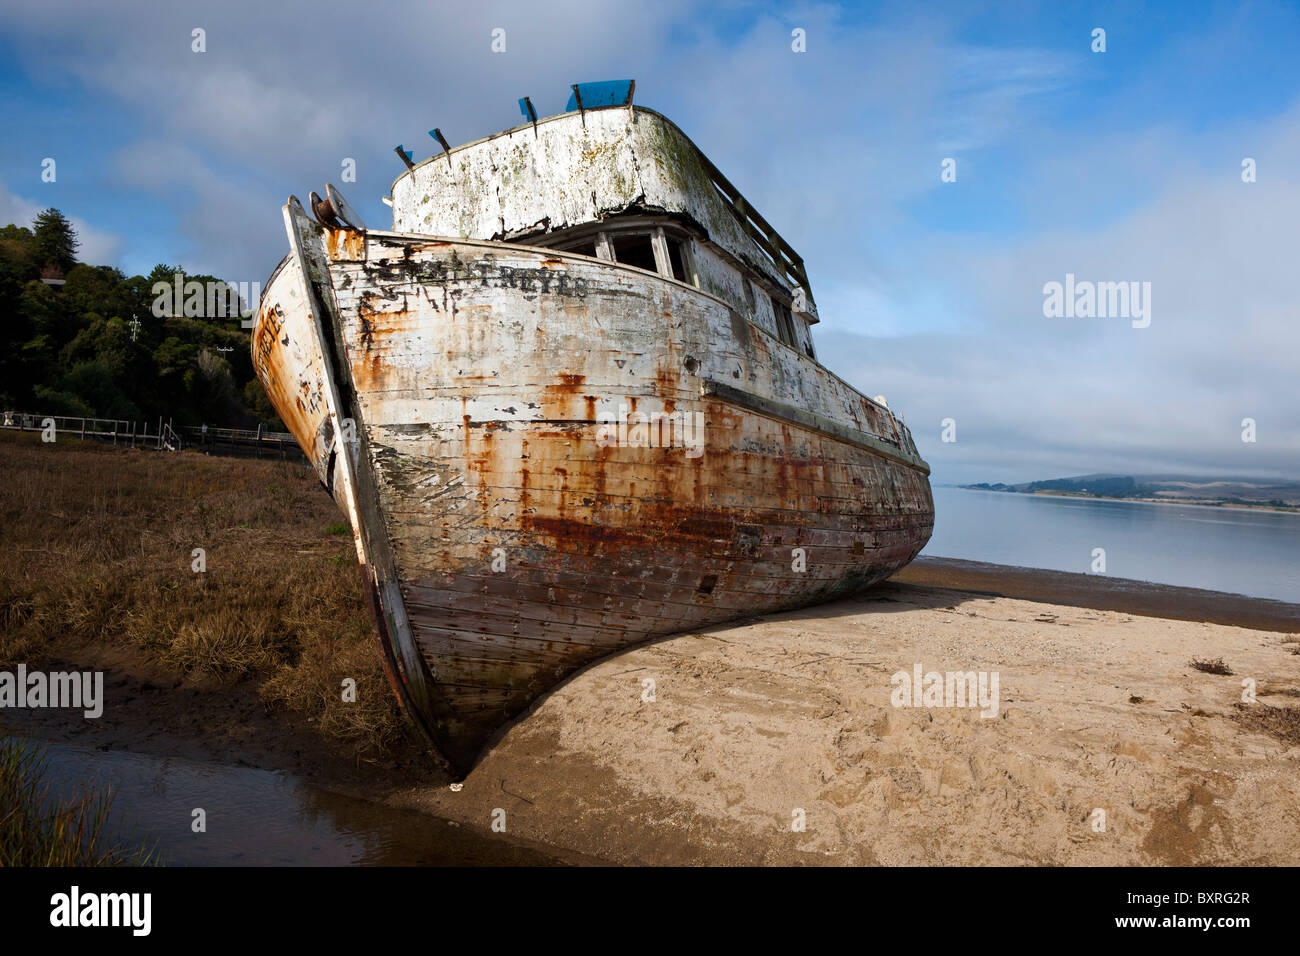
[375,564,1300,866]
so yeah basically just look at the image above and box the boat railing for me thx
[691,148,815,308]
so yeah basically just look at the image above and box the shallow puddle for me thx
[15,738,566,866]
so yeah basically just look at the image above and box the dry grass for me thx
[0,431,405,755]
[1190,656,1234,675]
[0,738,155,866]
[1232,702,1300,746]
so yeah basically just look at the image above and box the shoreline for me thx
[895,556,1300,633]
[953,486,1300,516]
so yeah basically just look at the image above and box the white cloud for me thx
[833,103,1300,483]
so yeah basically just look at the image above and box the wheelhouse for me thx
[386,80,821,360]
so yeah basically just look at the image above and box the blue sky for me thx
[3,1,1298,483]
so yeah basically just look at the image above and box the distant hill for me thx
[964,474,1300,509]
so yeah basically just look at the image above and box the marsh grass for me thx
[0,431,406,755]
[0,738,155,866]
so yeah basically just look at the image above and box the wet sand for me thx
[8,561,1300,865]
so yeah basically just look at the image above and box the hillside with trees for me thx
[0,208,281,429]
[964,474,1300,510]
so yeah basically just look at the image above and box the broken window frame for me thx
[542,218,699,286]
[770,295,799,350]
[541,216,819,361]
[608,232,660,273]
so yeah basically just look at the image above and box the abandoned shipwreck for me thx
[253,81,934,775]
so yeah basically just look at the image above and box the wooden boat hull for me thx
[254,199,933,775]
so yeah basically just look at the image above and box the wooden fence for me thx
[180,424,302,460]
[1,411,303,462]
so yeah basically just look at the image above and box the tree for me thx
[0,212,270,427]
[243,377,284,430]
[30,208,79,273]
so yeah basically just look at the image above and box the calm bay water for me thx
[923,487,1300,604]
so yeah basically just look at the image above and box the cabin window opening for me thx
[557,239,598,258]
[743,279,756,312]
[803,337,816,360]
[666,238,689,282]
[611,234,658,273]
[772,297,798,349]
